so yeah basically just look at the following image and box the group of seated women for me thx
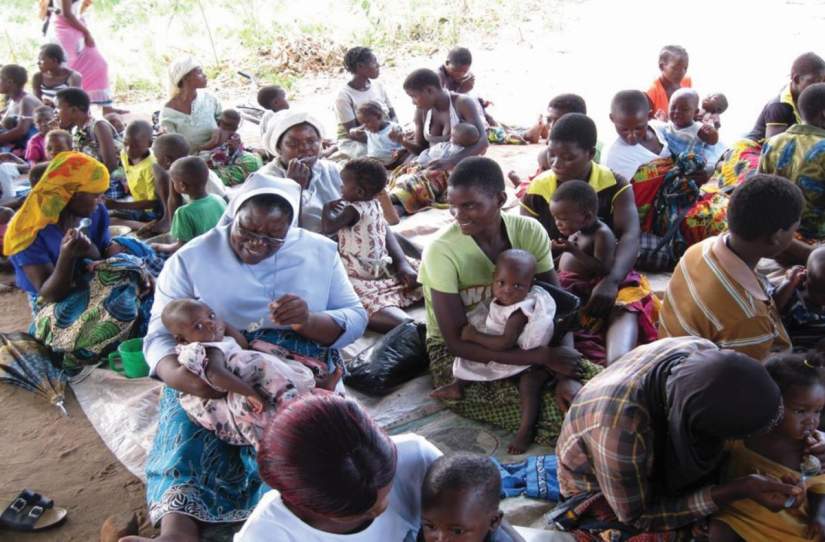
[4,39,825,542]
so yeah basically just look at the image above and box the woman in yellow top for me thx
[711,352,825,541]
[521,113,645,365]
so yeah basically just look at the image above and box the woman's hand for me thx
[804,431,825,462]
[60,228,92,259]
[83,31,96,48]
[270,294,309,328]
[786,265,808,290]
[387,126,405,144]
[286,158,312,189]
[541,345,584,379]
[396,261,419,289]
[738,474,802,512]
[425,158,453,171]
[460,324,477,342]
[583,277,619,318]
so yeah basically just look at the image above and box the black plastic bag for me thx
[534,280,581,343]
[344,321,429,396]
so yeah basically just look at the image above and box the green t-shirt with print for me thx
[171,194,227,243]
[418,213,553,339]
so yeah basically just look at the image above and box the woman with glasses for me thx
[260,111,342,233]
[132,178,367,542]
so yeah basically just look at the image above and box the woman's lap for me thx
[146,329,337,525]
[426,338,601,445]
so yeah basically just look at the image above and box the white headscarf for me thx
[220,172,301,228]
[263,111,326,158]
[168,56,201,98]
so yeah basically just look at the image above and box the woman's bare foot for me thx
[430,381,464,401]
[507,429,532,455]
[554,377,582,413]
[507,170,522,188]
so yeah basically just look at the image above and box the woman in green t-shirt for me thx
[419,157,599,445]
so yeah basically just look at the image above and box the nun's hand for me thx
[741,474,801,512]
[286,158,312,189]
[805,431,825,462]
[270,294,309,329]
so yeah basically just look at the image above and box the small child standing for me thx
[161,298,317,448]
[646,44,693,121]
[420,453,524,542]
[431,249,565,454]
[550,181,660,365]
[356,101,406,167]
[24,106,56,164]
[151,156,227,254]
[107,120,161,222]
[773,247,825,350]
[710,353,825,542]
[199,108,243,169]
[321,158,422,333]
[660,88,725,171]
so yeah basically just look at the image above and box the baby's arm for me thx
[773,266,806,311]
[559,227,617,277]
[224,324,249,349]
[461,309,528,352]
[321,199,359,236]
[203,347,264,412]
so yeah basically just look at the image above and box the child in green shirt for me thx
[151,156,226,254]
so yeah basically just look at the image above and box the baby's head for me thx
[355,101,387,133]
[123,120,153,162]
[668,88,700,130]
[0,206,15,226]
[29,162,49,188]
[218,109,241,133]
[104,112,125,135]
[444,46,473,81]
[162,298,226,344]
[152,133,190,170]
[806,247,825,307]
[550,179,599,238]
[764,352,825,442]
[451,122,480,147]
[657,44,689,86]
[546,93,587,133]
[492,249,537,306]
[169,156,210,198]
[45,129,72,160]
[33,105,55,136]
[609,89,652,146]
[257,85,289,113]
[799,82,825,130]
[702,93,728,116]
[1,116,17,130]
[340,158,387,203]
[421,453,503,542]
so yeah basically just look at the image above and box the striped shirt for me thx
[557,337,720,532]
[658,235,790,361]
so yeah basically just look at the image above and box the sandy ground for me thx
[2,0,825,540]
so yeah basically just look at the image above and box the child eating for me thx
[198,108,243,169]
[710,352,825,542]
[356,101,406,167]
[151,156,227,254]
[431,248,563,454]
[24,106,56,164]
[161,298,317,448]
[388,122,481,216]
[420,453,524,542]
[107,120,161,222]
[321,158,421,332]
[646,44,692,121]
[661,88,725,171]
[774,247,825,350]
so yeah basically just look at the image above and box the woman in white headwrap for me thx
[159,57,261,186]
[259,111,344,232]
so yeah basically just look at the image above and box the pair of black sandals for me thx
[0,490,67,532]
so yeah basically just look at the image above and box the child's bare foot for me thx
[507,170,522,188]
[507,429,532,455]
[431,381,464,401]
[554,377,582,413]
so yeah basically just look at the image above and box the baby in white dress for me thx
[431,249,557,454]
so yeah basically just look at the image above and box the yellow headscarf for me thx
[3,151,109,256]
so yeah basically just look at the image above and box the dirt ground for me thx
[2,1,825,540]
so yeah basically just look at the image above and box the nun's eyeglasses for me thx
[233,218,286,247]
